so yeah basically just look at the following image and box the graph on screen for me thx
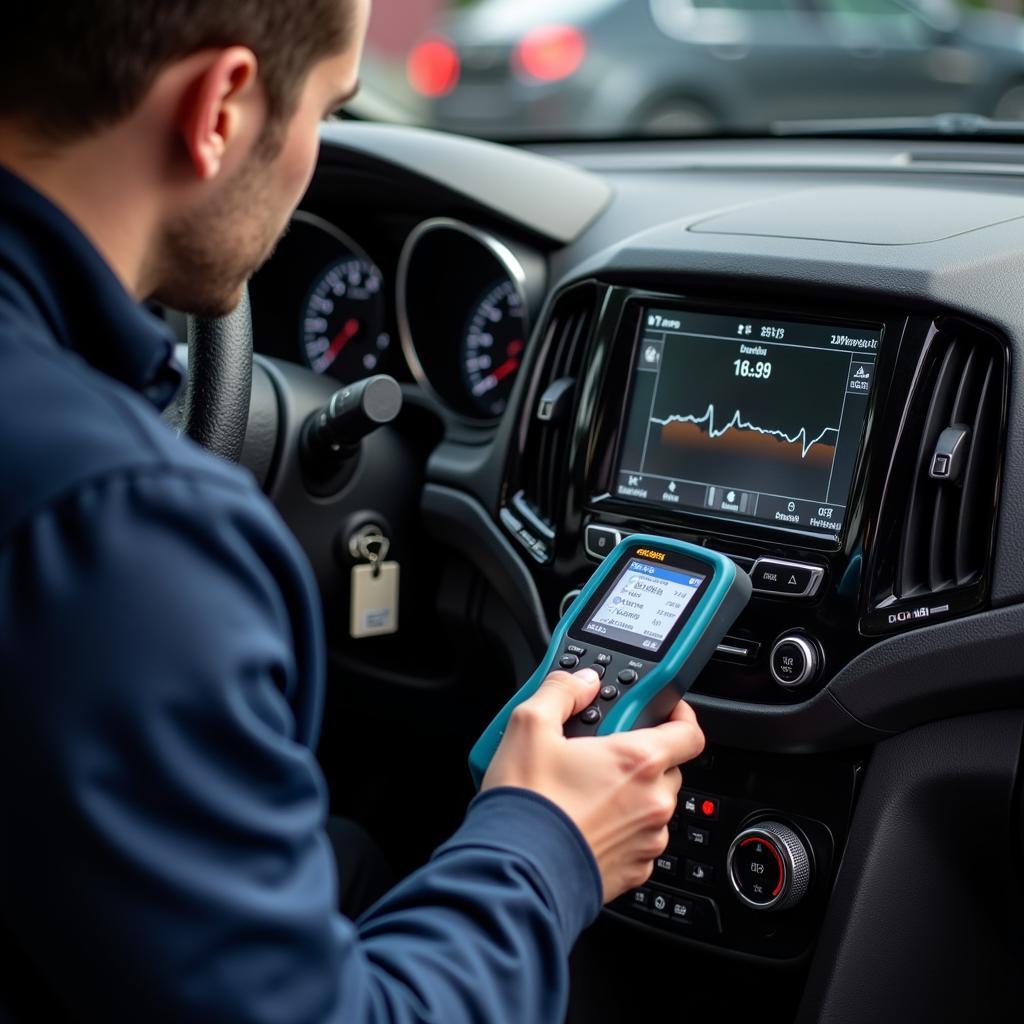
[652,405,839,470]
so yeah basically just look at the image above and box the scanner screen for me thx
[582,558,706,654]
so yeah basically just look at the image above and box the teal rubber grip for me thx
[468,535,752,788]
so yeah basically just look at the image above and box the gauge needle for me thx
[326,318,360,363]
[474,356,521,396]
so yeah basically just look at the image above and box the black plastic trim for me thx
[797,710,1024,1022]
[421,484,551,660]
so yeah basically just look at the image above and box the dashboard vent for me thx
[866,320,1005,631]
[501,284,599,563]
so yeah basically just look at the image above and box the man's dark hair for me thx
[0,1,356,142]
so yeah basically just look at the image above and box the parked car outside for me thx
[405,0,1024,136]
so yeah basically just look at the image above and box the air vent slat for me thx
[897,341,961,597]
[927,488,954,593]
[955,356,997,585]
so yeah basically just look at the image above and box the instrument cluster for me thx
[249,212,545,424]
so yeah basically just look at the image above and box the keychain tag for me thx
[350,561,400,638]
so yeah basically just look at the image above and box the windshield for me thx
[358,0,1024,139]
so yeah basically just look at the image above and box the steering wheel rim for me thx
[163,287,254,463]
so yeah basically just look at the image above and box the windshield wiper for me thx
[772,113,1024,140]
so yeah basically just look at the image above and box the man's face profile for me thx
[153,8,368,317]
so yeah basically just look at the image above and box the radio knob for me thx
[727,821,811,912]
[769,634,820,689]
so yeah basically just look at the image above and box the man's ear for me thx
[178,47,261,182]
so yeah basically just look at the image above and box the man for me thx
[0,2,705,1021]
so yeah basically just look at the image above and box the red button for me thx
[700,799,718,819]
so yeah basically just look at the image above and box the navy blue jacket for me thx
[0,165,601,1023]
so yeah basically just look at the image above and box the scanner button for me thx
[617,669,639,686]
[599,685,619,701]
[559,654,580,670]
[565,644,587,657]
[580,707,602,725]
[595,653,613,666]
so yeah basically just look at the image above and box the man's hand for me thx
[482,669,705,903]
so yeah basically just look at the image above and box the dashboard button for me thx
[685,859,715,885]
[668,896,695,924]
[686,825,711,848]
[599,684,619,701]
[559,653,580,670]
[751,559,824,598]
[595,653,613,666]
[580,707,602,726]
[631,888,651,910]
[617,669,639,686]
[591,664,607,679]
[585,524,621,560]
[655,853,678,877]
[770,636,820,689]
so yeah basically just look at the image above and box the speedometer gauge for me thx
[460,279,527,418]
[301,255,391,379]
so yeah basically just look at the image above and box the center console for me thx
[495,279,1007,958]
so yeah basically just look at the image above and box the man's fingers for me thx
[666,699,699,727]
[515,669,601,727]
[643,711,706,768]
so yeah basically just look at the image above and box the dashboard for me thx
[248,122,1024,1022]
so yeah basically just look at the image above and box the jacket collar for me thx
[0,163,182,410]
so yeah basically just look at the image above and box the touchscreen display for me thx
[581,558,706,654]
[614,307,882,540]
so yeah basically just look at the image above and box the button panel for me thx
[616,883,722,935]
[609,751,848,962]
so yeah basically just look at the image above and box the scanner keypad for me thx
[559,648,652,735]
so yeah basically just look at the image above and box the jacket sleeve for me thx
[0,466,602,1024]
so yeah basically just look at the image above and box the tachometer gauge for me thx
[460,279,527,418]
[301,255,391,379]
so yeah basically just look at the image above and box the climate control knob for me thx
[727,821,811,912]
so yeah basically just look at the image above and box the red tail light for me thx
[513,24,587,84]
[407,38,461,98]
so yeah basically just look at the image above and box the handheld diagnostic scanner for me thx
[469,535,752,787]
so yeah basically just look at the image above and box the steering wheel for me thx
[163,287,254,462]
